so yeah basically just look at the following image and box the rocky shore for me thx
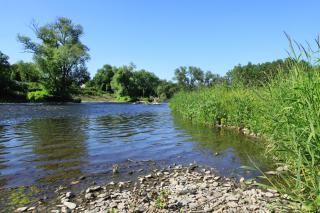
[15,165,298,213]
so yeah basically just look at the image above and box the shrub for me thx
[27,90,50,102]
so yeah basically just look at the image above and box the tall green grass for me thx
[169,42,320,211]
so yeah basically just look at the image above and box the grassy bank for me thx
[169,60,320,211]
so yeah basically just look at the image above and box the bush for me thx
[27,90,50,102]
[116,95,133,102]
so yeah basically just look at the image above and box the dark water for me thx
[0,103,271,189]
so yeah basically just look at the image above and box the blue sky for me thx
[1,0,319,80]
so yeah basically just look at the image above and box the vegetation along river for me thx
[0,103,272,210]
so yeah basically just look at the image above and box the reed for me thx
[169,38,320,211]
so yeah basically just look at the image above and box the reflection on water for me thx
[0,103,271,189]
[29,118,88,183]
[172,115,271,175]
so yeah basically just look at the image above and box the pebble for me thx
[33,165,298,213]
[63,201,77,210]
[15,207,28,212]
[86,185,101,193]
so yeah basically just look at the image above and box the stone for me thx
[85,193,93,200]
[212,182,219,187]
[265,192,275,198]
[227,195,239,201]
[239,177,245,183]
[63,201,77,210]
[214,176,220,181]
[97,193,107,198]
[65,191,73,199]
[15,207,28,212]
[227,201,238,208]
[71,180,80,185]
[61,206,70,213]
[86,185,101,193]
[27,206,36,211]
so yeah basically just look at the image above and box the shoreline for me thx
[10,165,299,213]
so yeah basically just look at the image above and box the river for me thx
[0,103,271,191]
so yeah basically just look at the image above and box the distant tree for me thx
[133,70,160,97]
[188,66,204,87]
[0,51,12,97]
[174,66,206,89]
[204,71,222,87]
[110,65,135,98]
[225,59,303,87]
[18,17,90,99]
[92,64,116,92]
[156,80,178,99]
[174,66,189,89]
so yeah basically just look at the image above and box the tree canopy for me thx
[18,17,90,99]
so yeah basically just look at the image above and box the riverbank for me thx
[11,165,298,213]
[169,61,320,210]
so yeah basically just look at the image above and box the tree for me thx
[110,65,135,98]
[18,17,90,99]
[10,61,40,82]
[204,71,222,87]
[156,80,178,99]
[0,51,12,97]
[92,64,115,92]
[174,66,205,89]
[188,66,204,87]
[133,70,160,97]
[174,66,189,89]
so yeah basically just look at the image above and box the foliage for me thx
[226,58,311,87]
[156,80,178,100]
[0,51,12,97]
[18,17,90,99]
[92,64,115,92]
[10,61,40,82]
[110,65,136,98]
[155,190,169,209]
[27,90,50,102]
[174,66,223,90]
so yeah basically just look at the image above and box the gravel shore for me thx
[15,165,299,213]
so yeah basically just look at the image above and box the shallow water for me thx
[0,103,271,189]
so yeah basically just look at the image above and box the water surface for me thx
[0,103,271,189]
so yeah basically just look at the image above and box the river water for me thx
[0,103,271,190]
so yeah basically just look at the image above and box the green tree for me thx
[156,80,178,99]
[174,66,189,89]
[92,64,116,92]
[18,17,90,99]
[0,51,12,97]
[133,70,160,97]
[204,71,223,87]
[110,65,136,98]
[188,66,204,87]
[174,66,205,89]
[10,61,40,82]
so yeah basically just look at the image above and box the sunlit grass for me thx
[169,37,320,211]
